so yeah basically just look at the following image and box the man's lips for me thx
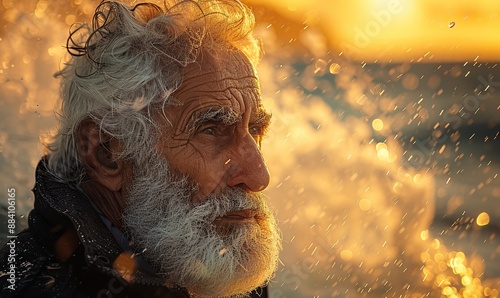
[216,209,257,223]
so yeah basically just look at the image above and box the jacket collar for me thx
[33,158,166,287]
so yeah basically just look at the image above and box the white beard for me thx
[122,153,281,297]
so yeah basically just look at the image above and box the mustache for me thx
[189,187,264,221]
[158,167,263,212]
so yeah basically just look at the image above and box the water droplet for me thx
[476,212,490,226]
[402,73,419,90]
[420,230,429,241]
[449,21,455,28]
[314,59,327,74]
[329,63,341,74]
[340,249,353,261]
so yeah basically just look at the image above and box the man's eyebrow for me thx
[251,109,272,126]
[250,109,272,137]
[187,107,240,132]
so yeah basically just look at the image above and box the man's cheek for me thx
[195,167,226,201]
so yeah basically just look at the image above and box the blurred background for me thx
[1,0,499,297]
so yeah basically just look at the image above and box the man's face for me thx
[157,49,272,205]
[122,49,280,297]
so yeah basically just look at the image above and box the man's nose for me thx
[226,134,270,192]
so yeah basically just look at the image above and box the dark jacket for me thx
[0,159,268,298]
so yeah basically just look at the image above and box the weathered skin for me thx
[156,49,272,207]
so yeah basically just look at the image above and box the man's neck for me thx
[81,180,126,230]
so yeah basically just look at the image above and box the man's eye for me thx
[249,125,265,137]
[199,124,234,136]
[249,126,265,145]
[201,126,217,135]
[249,127,259,136]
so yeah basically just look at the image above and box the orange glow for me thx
[113,252,136,282]
[247,0,500,61]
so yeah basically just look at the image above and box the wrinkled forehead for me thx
[175,50,259,100]
[166,49,263,133]
[183,49,258,86]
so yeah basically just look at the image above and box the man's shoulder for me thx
[0,230,191,298]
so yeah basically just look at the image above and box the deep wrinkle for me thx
[167,88,271,143]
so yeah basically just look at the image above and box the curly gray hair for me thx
[47,0,261,182]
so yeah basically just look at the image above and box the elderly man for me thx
[0,0,281,297]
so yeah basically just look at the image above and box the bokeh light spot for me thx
[359,198,372,211]
[476,212,490,226]
[329,63,341,74]
[372,118,384,131]
[420,230,429,241]
[65,14,76,26]
[340,250,353,261]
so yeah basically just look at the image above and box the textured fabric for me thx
[0,158,269,297]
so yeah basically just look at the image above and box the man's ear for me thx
[76,119,126,192]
